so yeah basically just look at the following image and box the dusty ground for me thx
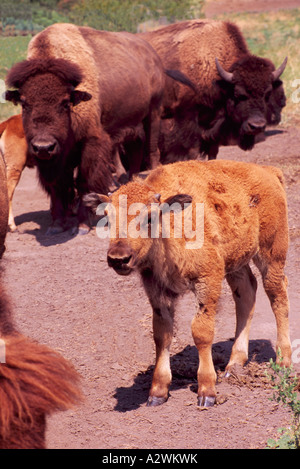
[2,124,299,450]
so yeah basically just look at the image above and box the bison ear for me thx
[4,90,21,105]
[83,193,110,214]
[162,194,192,212]
[71,90,92,107]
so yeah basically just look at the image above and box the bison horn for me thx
[215,58,233,83]
[272,57,288,81]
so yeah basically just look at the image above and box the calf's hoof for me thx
[197,395,216,407]
[147,395,168,407]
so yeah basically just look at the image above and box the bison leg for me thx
[143,108,161,170]
[6,167,23,232]
[46,177,76,235]
[255,257,291,367]
[125,139,144,180]
[147,305,175,407]
[192,277,223,407]
[191,302,217,407]
[225,264,257,375]
[142,271,177,406]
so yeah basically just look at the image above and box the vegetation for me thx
[266,353,300,449]
[0,3,299,126]
[69,0,204,32]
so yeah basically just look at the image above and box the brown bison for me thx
[140,19,287,160]
[5,23,169,234]
[0,114,33,232]
[85,159,291,407]
[0,152,82,448]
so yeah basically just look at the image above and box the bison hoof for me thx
[146,396,168,407]
[46,224,65,235]
[197,396,216,407]
[78,224,90,236]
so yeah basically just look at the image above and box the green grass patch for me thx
[0,35,30,120]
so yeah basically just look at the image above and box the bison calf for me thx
[85,159,291,407]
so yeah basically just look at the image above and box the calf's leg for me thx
[192,277,223,407]
[225,264,257,375]
[142,270,178,406]
[256,258,291,367]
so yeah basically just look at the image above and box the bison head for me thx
[84,182,193,276]
[5,58,92,164]
[215,55,287,150]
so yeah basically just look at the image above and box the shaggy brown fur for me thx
[5,23,167,234]
[140,19,287,159]
[85,159,291,408]
[0,332,82,449]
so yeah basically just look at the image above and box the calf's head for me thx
[5,58,92,162]
[215,55,287,149]
[84,181,193,276]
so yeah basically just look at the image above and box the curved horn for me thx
[215,58,233,83]
[272,56,288,81]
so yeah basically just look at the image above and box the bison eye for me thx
[20,97,30,111]
[264,90,271,102]
[235,94,248,103]
[60,99,71,111]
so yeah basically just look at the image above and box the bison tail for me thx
[0,333,82,449]
[165,69,198,94]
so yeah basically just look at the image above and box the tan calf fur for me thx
[0,114,32,232]
[86,159,291,407]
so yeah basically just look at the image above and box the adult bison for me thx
[0,147,81,448]
[5,23,168,234]
[85,159,291,407]
[140,19,287,160]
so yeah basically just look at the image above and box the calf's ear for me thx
[71,90,92,106]
[4,90,21,105]
[162,194,192,212]
[83,193,110,214]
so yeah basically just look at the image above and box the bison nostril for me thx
[107,254,133,269]
[122,255,132,265]
[32,142,57,154]
[247,119,266,132]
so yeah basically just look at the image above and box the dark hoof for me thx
[146,396,168,407]
[78,224,90,235]
[46,224,65,235]
[197,396,216,407]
